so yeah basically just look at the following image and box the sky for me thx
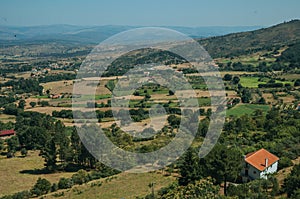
[0,0,299,27]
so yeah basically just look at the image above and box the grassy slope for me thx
[44,172,175,199]
[199,19,300,58]
[0,151,74,197]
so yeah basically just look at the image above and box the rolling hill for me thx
[199,19,300,58]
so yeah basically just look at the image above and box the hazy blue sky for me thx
[0,0,299,27]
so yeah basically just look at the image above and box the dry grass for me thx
[262,93,275,104]
[0,151,74,197]
[0,114,16,123]
[226,91,239,99]
[42,80,74,94]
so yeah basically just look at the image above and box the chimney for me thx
[265,158,268,167]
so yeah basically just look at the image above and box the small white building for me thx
[241,148,279,182]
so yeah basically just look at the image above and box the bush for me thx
[51,183,58,192]
[71,169,89,185]
[21,148,27,157]
[31,178,51,196]
[58,178,73,189]
[278,156,293,170]
[0,190,32,199]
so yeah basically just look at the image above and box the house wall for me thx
[242,161,279,181]
[247,165,261,180]
[260,161,278,179]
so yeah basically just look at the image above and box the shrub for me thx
[58,178,73,189]
[278,157,294,170]
[31,178,51,196]
[71,169,89,185]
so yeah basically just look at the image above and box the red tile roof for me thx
[0,130,16,137]
[245,148,279,171]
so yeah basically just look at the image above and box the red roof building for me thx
[242,148,279,182]
[0,130,16,138]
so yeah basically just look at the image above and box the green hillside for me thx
[199,19,300,58]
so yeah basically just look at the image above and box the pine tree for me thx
[178,148,202,185]
[41,138,57,172]
[53,121,70,166]
[205,144,242,196]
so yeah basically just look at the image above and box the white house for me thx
[241,148,279,182]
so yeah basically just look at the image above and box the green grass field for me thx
[226,104,270,117]
[240,77,293,88]
[239,77,266,88]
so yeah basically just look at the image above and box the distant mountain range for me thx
[1,20,299,59]
[0,24,263,44]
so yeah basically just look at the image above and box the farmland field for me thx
[240,77,293,88]
[226,104,270,117]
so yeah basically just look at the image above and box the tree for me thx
[72,169,89,185]
[7,136,19,156]
[241,88,252,103]
[31,178,51,196]
[232,76,240,84]
[294,79,300,87]
[204,144,242,196]
[0,139,4,151]
[168,90,175,96]
[167,115,181,127]
[18,126,50,150]
[58,177,73,189]
[178,148,202,185]
[18,99,26,109]
[29,101,37,108]
[40,138,57,172]
[39,100,49,107]
[283,164,300,197]
[3,103,19,115]
[70,127,81,164]
[21,148,27,157]
[224,74,233,81]
[53,121,70,166]
[258,97,266,104]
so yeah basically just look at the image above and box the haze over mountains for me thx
[0,24,263,44]
[1,20,299,58]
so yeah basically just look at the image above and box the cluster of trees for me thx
[38,73,76,83]
[4,111,113,172]
[283,164,300,198]
[223,74,240,85]
[225,108,300,160]
[142,178,220,199]
[53,108,150,123]
[0,64,33,76]
[227,176,279,198]
[0,96,15,107]
[258,82,286,88]
[177,145,242,196]
[219,59,299,72]
[103,48,186,77]
[277,42,300,65]
[0,78,43,95]
[149,106,300,197]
